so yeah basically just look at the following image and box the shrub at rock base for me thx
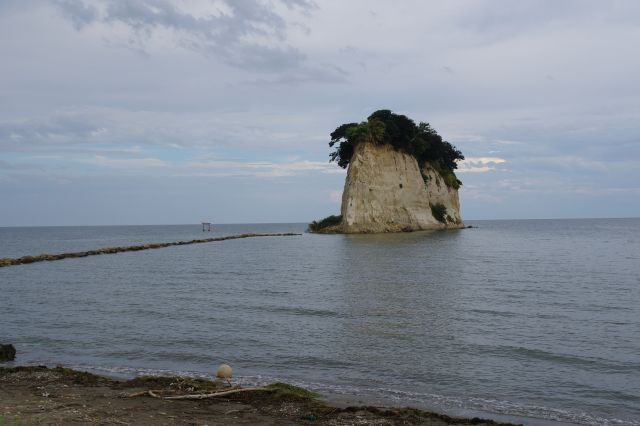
[308,215,342,232]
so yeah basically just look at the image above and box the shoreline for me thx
[0,365,519,425]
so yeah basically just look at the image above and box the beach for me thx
[0,366,514,425]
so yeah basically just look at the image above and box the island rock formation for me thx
[327,142,463,233]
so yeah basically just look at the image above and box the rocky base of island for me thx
[308,214,465,234]
[0,366,518,426]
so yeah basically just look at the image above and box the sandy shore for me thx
[0,366,519,425]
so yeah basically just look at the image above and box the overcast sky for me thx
[1,0,639,226]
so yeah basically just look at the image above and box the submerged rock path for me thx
[0,233,301,268]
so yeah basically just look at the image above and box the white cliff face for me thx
[339,142,463,233]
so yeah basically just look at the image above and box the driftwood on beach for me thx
[128,386,271,400]
[0,233,301,268]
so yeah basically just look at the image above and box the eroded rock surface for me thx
[338,143,463,233]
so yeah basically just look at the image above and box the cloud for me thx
[0,152,345,185]
[536,156,608,172]
[0,107,327,153]
[244,66,349,86]
[0,160,38,171]
[0,110,106,149]
[52,0,316,72]
[84,155,167,168]
[441,65,455,75]
[457,157,506,173]
[328,190,342,203]
[183,159,343,177]
[55,0,99,29]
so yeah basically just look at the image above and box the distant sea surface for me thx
[1,219,639,425]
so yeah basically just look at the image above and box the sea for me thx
[1,219,639,425]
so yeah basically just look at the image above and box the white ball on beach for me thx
[216,363,232,379]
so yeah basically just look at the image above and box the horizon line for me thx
[1,216,639,228]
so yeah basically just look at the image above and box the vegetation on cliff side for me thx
[308,215,342,232]
[329,110,464,188]
[430,203,448,223]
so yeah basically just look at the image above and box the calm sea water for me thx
[1,219,639,425]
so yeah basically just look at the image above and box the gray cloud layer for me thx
[1,0,639,225]
[54,0,315,71]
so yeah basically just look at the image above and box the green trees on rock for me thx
[329,110,464,188]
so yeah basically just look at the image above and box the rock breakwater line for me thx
[0,233,301,268]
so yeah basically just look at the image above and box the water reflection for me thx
[324,230,467,391]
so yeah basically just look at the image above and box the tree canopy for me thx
[329,110,464,186]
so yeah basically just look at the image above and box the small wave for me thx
[252,305,340,318]
[70,364,213,381]
[256,289,291,295]
[279,355,354,369]
[66,363,640,426]
[241,376,640,426]
[468,308,520,318]
[479,345,640,373]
